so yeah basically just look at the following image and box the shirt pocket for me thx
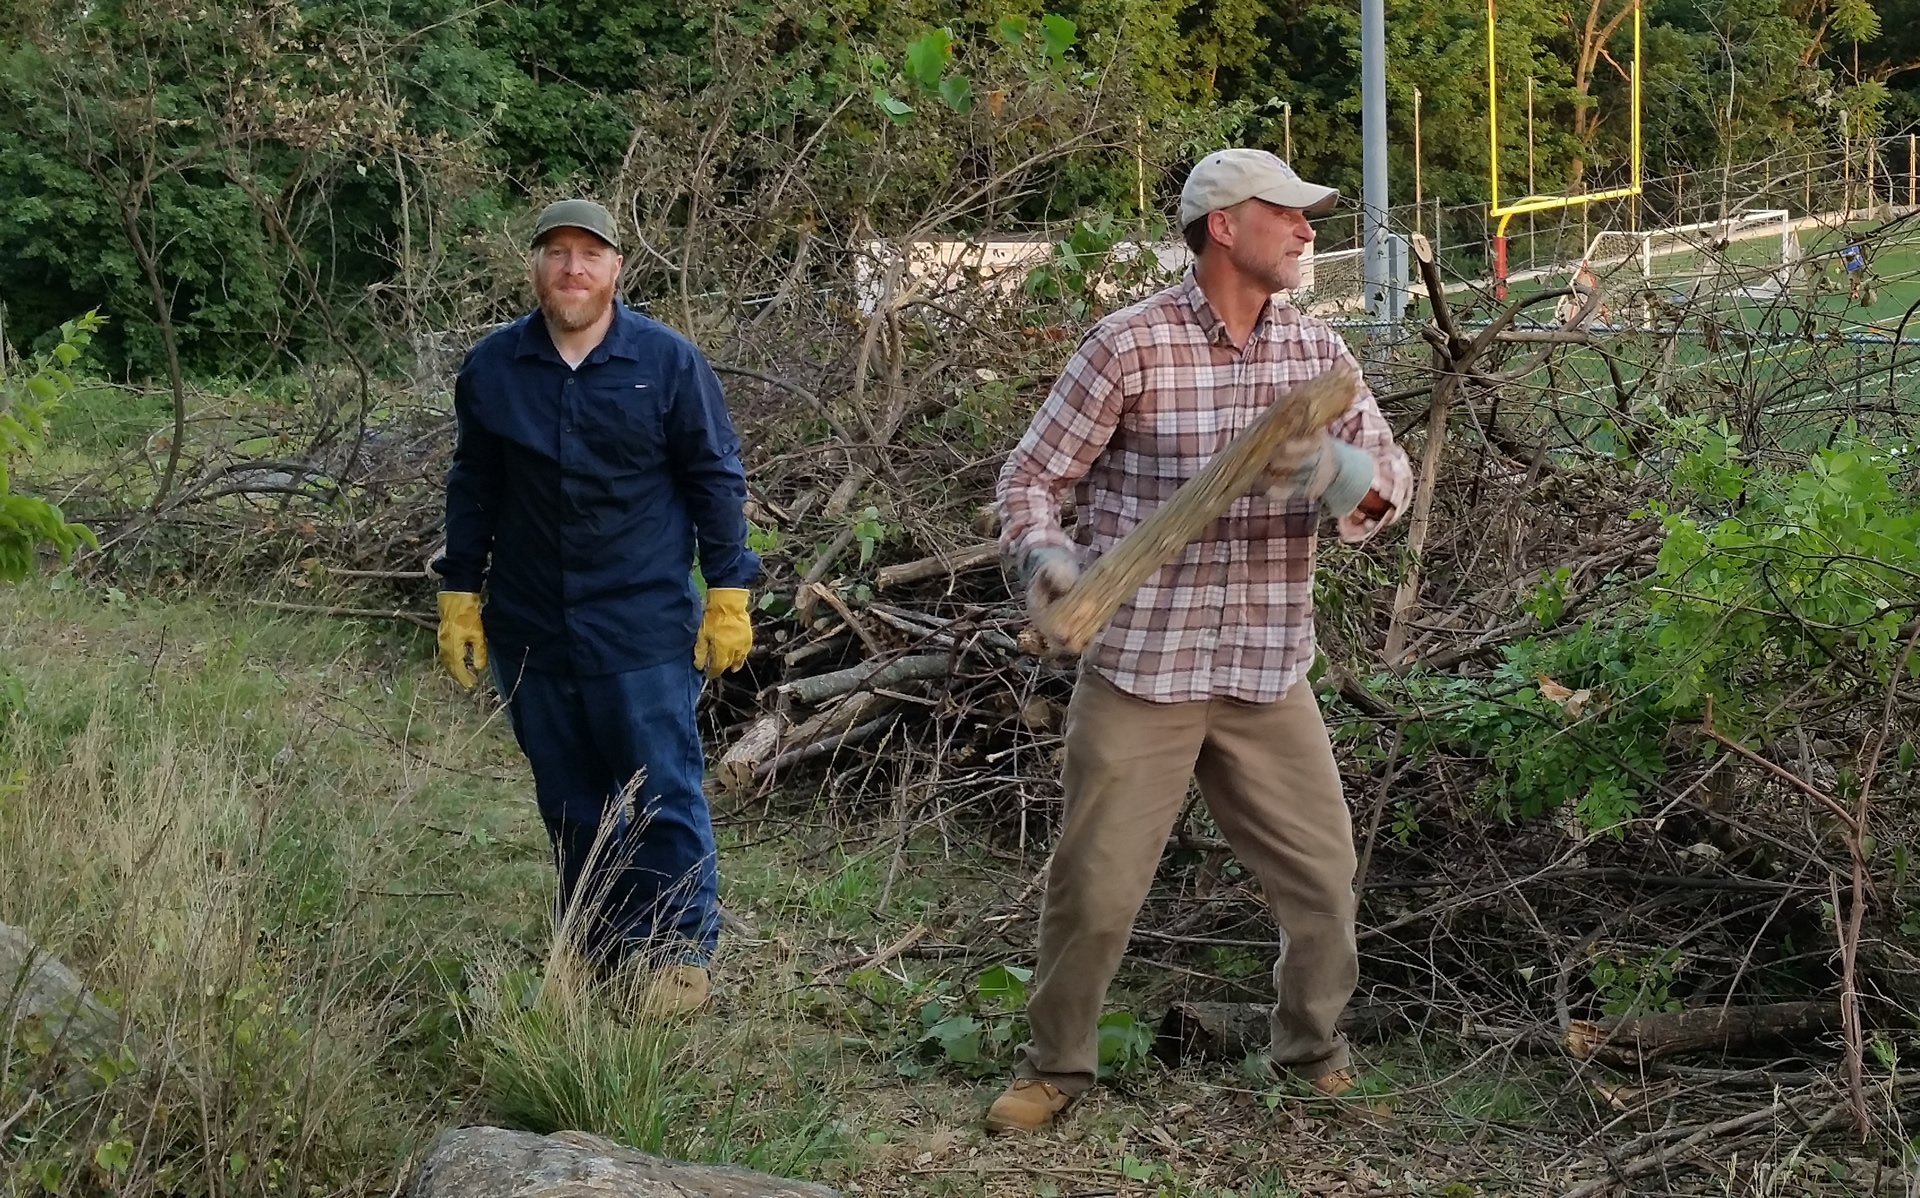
[577,371,667,472]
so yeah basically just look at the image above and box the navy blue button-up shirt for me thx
[437,303,760,677]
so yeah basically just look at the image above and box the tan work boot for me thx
[636,963,711,1017]
[1309,1068,1359,1097]
[1305,1068,1393,1123]
[985,1078,1073,1132]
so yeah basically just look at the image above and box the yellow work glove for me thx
[693,588,753,677]
[436,591,487,689]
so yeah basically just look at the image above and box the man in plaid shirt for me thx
[987,149,1413,1132]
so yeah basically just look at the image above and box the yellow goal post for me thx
[1487,0,1642,296]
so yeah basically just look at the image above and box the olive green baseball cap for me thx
[530,199,620,249]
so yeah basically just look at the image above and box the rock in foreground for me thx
[0,922,130,1064]
[411,1126,841,1198]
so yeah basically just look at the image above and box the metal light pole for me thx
[1413,87,1423,235]
[1361,0,1391,326]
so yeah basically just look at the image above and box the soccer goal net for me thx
[1558,209,1802,322]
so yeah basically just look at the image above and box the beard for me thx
[1227,239,1298,293]
[535,279,614,332]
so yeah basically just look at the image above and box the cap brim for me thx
[1256,183,1340,216]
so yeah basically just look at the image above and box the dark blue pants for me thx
[494,656,718,965]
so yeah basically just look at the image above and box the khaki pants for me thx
[1015,669,1358,1094]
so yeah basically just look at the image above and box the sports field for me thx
[1395,216,1920,458]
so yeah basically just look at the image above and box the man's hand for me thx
[1019,546,1081,622]
[436,591,488,689]
[694,588,753,677]
[1261,433,1375,518]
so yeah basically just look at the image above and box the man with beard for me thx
[435,199,758,1013]
[987,150,1413,1130]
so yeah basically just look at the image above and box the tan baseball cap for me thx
[1179,149,1339,228]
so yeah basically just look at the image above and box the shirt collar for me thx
[512,301,644,365]
[1177,268,1285,348]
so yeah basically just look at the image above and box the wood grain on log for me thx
[1152,1000,1412,1066]
[1564,1001,1839,1064]
[1034,363,1358,654]
[752,714,900,783]
[716,714,787,793]
[874,541,1001,589]
[780,654,951,706]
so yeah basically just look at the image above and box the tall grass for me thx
[1,590,471,1194]
[469,959,846,1179]
[1,583,853,1194]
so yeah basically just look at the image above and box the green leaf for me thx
[1040,14,1077,63]
[94,1135,134,1174]
[939,74,973,113]
[924,1013,981,1063]
[1096,1010,1150,1073]
[974,964,1032,1007]
[903,28,952,91]
[871,87,914,123]
[995,16,1027,44]
[1900,741,1916,772]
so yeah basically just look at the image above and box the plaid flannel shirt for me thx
[996,272,1412,704]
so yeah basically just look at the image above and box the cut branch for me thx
[1035,363,1357,653]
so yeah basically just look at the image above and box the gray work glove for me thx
[1262,433,1376,518]
[1018,546,1080,621]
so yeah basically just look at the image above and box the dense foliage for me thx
[0,0,1909,378]
[0,313,100,581]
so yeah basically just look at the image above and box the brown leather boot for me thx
[1309,1068,1358,1097]
[636,964,711,1017]
[1306,1068,1393,1123]
[985,1078,1073,1132]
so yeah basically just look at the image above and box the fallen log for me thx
[875,541,1001,589]
[1564,1000,1840,1065]
[1152,1000,1413,1066]
[787,689,893,747]
[716,713,787,793]
[752,713,900,783]
[867,604,1020,654]
[1035,363,1357,654]
[779,654,952,706]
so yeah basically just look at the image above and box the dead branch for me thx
[875,541,1002,589]
[779,654,953,706]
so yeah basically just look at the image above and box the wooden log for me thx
[779,654,951,706]
[867,604,1020,654]
[752,713,900,783]
[785,689,890,747]
[1152,1000,1412,1066]
[874,541,1001,589]
[716,713,787,793]
[1034,363,1358,654]
[1564,1001,1840,1065]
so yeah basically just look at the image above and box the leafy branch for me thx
[0,312,104,582]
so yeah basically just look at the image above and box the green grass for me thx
[3,574,1783,1197]
[0,579,871,1194]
